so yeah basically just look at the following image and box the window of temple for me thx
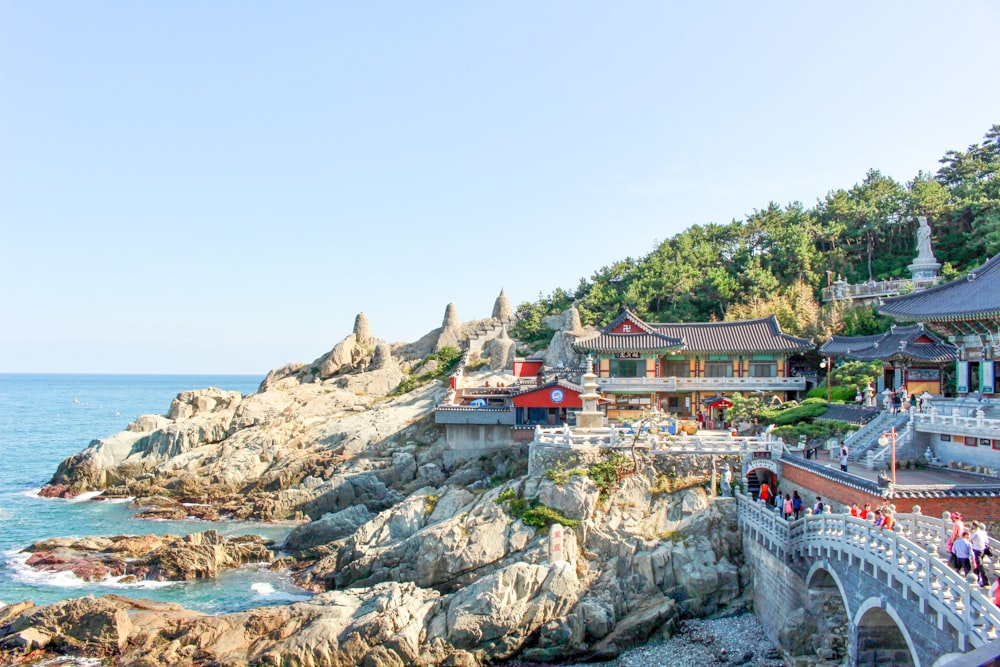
[749,361,777,377]
[704,361,733,377]
[611,359,642,377]
[661,360,689,377]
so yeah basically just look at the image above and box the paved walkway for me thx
[790,452,998,487]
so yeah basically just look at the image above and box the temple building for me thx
[818,324,957,396]
[879,253,1000,397]
[572,309,813,422]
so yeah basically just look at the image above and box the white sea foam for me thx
[36,657,104,666]
[250,582,276,595]
[23,488,106,503]
[67,491,104,503]
[6,551,174,590]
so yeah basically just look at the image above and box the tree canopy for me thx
[513,125,1000,348]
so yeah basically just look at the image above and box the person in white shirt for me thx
[970,521,991,587]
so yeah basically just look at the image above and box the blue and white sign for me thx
[982,360,995,395]
[957,360,969,393]
[550,388,565,403]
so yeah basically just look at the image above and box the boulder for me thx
[537,475,599,521]
[284,505,375,551]
[436,561,581,660]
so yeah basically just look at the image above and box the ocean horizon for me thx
[0,372,312,613]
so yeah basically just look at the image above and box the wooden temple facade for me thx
[879,253,1000,397]
[818,324,957,397]
[572,309,813,422]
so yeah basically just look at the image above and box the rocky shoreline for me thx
[0,307,801,666]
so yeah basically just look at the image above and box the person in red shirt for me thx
[758,483,771,505]
[850,503,860,518]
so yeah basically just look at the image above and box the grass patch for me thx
[544,462,587,486]
[391,346,463,396]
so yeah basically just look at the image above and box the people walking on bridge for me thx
[861,503,872,520]
[951,530,975,578]
[758,482,771,506]
[970,521,991,587]
[792,491,802,520]
[882,509,895,531]
[782,493,793,520]
[812,496,824,515]
[947,512,965,554]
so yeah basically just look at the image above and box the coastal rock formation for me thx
[543,305,590,369]
[17,304,762,667]
[492,288,513,321]
[483,326,516,370]
[20,530,273,583]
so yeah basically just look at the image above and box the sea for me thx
[0,373,314,616]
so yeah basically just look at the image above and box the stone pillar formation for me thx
[492,288,513,321]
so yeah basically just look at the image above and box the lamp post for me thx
[878,426,898,489]
[820,357,832,404]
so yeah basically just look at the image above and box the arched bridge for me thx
[737,494,1000,666]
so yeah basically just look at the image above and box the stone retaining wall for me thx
[528,443,741,485]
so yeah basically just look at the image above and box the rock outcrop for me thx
[543,305,590,369]
[14,304,759,667]
[20,530,273,583]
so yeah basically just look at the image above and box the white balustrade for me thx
[737,494,1000,648]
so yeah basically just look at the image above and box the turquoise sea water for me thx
[0,373,313,613]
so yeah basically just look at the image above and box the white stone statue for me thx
[915,216,933,259]
[720,466,733,497]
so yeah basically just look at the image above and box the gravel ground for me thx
[561,613,787,667]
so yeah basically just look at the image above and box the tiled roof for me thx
[573,311,812,354]
[573,309,684,353]
[819,325,957,364]
[512,379,582,397]
[651,316,813,353]
[879,253,1000,322]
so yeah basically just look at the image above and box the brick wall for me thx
[779,463,1000,530]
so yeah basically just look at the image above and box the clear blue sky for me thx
[2,2,998,374]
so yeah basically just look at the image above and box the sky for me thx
[1,2,999,375]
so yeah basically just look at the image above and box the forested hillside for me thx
[514,125,1000,348]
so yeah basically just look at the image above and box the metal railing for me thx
[595,376,806,392]
[821,277,942,303]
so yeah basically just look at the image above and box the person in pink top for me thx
[947,512,965,553]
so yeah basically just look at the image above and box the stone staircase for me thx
[847,412,908,462]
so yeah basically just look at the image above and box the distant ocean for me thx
[0,374,312,614]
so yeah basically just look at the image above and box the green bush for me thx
[587,451,635,502]
[495,489,579,529]
[390,346,464,396]
[759,402,828,426]
[806,385,857,403]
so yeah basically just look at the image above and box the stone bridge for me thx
[738,494,1000,666]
